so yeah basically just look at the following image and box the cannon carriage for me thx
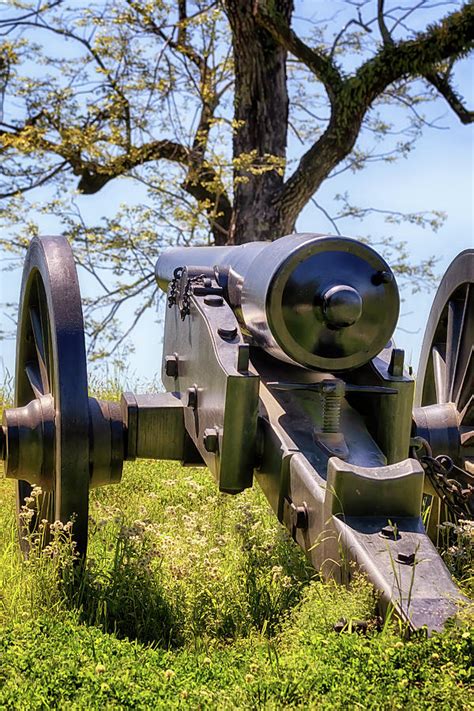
[1,233,472,632]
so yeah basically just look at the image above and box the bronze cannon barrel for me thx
[155,233,399,371]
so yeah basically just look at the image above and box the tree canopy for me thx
[0,1,472,357]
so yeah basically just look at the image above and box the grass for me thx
[0,389,473,708]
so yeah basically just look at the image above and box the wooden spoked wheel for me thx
[14,236,90,557]
[416,249,473,540]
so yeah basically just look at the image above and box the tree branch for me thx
[74,139,231,243]
[377,0,394,46]
[125,0,206,72]
[73,139,191,193]
[123,0,228,242]
[0,1,63,32]
[330,12,373,60]
[253,0,343,105]
[424,71,474,124]
[0,160,68,198]
[4,18,133,148]
[353,3,474,108]
[275,3,474,227]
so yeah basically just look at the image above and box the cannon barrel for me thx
[155,233,399,371]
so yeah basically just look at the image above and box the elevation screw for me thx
[320,379,345,433]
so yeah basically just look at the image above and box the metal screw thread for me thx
[322,392,341,433]
[320,380,345,433]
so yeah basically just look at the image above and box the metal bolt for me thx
[290,502,308,530]
[165,353,179,378]
[371,270,393,286]
[203,427,219,453]
[186,386,198,409]
[204,295,224,306]
[397,551,416,566]
[320,379,345,434]
[217,325,238,340]
[380,524,400,541]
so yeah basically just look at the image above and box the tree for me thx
[0,1,472,357]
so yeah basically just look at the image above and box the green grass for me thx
[0,386,473,708]
[0,460,472,709]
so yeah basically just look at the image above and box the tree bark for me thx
[224,0,293,243]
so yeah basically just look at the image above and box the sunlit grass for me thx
[0,385,472,708]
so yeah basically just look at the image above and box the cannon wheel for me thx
[15,236,90,558]
[416,249,474,539]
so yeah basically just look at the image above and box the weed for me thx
[438,519,474,597]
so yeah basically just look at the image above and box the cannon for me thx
[1,233,472,632]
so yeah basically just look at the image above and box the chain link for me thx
[167,267,183,308]
[412,438,474,521]
[167,267,206,320]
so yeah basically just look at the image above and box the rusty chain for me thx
[167,267,206,320]
[412,437,474,521]
[167,266,183,308]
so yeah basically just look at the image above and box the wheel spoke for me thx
[451,285,473,409]
[25,362,45,398]
[432,346,447,404]
[455,347,473,416]
[460,394,474,427]
[446,294,465,402]
[37,492,54,523]
[29,305,50,394]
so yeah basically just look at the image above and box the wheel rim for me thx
[417,250,473,407]
[416,250,473,535]
[417,250,473,461]
[15,236,90,557]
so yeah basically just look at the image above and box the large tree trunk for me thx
[225,0,294,244]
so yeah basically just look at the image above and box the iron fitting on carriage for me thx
[2,395,125,490]
[2,396,54,489]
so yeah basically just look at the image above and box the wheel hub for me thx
[1,396,124,491]
[2,396,55,490]
[413,402,463,464]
